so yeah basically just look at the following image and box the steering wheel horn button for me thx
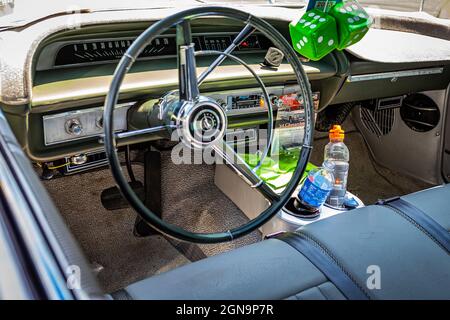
[193,110,220,139]
[177,96,227,150]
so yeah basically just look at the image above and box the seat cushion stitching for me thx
[295,231,372,299]
[286,281,331,300]
[382,205,449,253]
[316,283,329,300]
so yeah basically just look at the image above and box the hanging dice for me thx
[289,9,338,61]
[330,0,372,50]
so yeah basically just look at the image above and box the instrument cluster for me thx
[52,34,271,68]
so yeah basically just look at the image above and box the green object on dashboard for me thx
[289,9,338,61]
[329,0,372,50]
[289,0,371,60]
[242,150,317,192]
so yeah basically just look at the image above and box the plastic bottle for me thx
[324,125,350,208]
[296,161,335,212]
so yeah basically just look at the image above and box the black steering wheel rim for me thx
[104,6,314,243]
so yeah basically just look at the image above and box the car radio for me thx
[228,94,264,110]
[206,86,320,116]
[215,86,320,153]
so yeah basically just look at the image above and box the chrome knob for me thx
[65,119,83,136]
[71,154,88,165]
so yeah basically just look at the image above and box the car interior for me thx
[0,1,449,300]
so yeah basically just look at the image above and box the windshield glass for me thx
[207,1,448,16]
[1,0,448,28]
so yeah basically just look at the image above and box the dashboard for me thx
[24,20,341,164]
[0,6,449,167]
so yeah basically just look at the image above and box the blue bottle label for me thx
[298,176,331,209]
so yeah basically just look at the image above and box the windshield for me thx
[207,1,449,17]
[0,0,448,29]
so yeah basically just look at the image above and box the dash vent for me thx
[360,107,395,137]
[400,94,440,132]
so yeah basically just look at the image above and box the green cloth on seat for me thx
[242,150,317,192]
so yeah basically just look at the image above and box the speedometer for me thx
[54,36,177,66]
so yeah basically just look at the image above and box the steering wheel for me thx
[103,6,314,243]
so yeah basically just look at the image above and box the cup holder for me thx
[283,197,321,219]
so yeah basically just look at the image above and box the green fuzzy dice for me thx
[330,0,372,50]
[289,9,338,61]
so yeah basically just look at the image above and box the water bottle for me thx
[295,161,335,212]
[324,125,350,208]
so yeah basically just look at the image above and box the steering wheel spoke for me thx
[109,125,177,146]
[177,20,200,102]
[197,24,255,85]
[213,141,280,202]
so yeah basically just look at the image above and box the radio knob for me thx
[71,154,88,165]
[65,119,83,136]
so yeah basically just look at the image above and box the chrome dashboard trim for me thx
[42,102,134,146]
[347,67,444,82]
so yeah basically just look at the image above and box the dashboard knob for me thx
[65,119,83,136]
[71,154,88,165]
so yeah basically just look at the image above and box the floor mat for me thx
[310,130,431,204]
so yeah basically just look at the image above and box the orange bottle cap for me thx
[329,125,345,141]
